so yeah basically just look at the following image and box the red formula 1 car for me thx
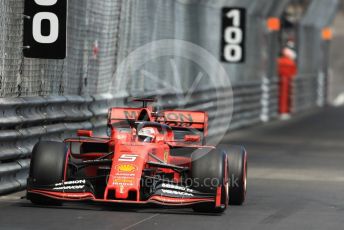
[27,99,247,213]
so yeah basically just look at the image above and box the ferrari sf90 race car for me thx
[27,99,247,213]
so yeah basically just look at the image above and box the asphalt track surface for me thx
[1,107,344,230]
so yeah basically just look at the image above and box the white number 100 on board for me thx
[221,8,245,63]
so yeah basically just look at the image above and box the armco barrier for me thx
[0,81,279,195]
[291,75,319,113]
[0,95,99,195]
[0,159,30,195]
[261,78,279,122]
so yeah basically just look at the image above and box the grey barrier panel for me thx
[291,75,319,113]
[0,98,25,127]
[0,130,22,161]
[0,94,103,194]
[294,0,339,113]
[0,159,30,195]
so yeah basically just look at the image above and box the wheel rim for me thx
[243,156,247,195]
[225,181,229,202]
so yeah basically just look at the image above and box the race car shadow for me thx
[17,200,222,216]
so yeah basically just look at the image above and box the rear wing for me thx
[108,108,141,127]
[155,110,208,136]
[108,108,208,137]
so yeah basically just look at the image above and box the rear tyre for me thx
[27,141,67,205]
[191,149,228,213]
[225,145,247,205]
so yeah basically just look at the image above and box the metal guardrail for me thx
[0,80,279,195]
[0,95,109,195]
[261,78,279,122]
[291,75,319,113]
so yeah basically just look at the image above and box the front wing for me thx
[27,180,218,207]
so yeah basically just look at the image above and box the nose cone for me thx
[105,144,150,200]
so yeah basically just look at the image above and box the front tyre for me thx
[225,145,247,205]
[191,149,228,213]
[27,141,67,205]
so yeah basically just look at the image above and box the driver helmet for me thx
[138,127,156,143]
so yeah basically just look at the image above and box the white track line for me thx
[0,191,25,201]
[120,214,160,230]
[0,195,22,201]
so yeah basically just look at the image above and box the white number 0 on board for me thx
[32,0,59,44]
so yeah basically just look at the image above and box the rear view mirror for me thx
[70,142,81,155]
[77,130,93,137]
[184,135,201,142]
[151,111,165,118]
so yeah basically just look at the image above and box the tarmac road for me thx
[1,107,344,230]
